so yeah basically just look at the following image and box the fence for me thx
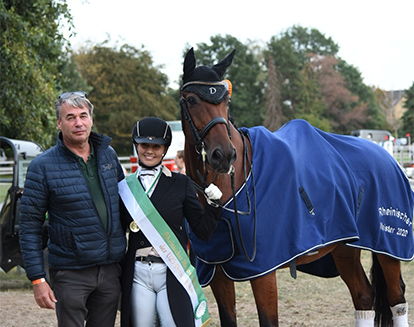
[393,145,413,169]
[118,156,178,174]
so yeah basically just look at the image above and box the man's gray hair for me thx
[55,94,94,119]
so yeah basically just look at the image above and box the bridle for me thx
[179,95,232,186]
[180,94,257,262]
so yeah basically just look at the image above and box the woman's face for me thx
[136,143,166,167]
[174,155,184,169]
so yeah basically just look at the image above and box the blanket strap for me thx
[289,259,297,279]
[299,186,315,215]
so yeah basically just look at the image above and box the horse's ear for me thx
[213,49,236,79]
[183,47,196,76]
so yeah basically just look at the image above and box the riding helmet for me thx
[132,117,172,148]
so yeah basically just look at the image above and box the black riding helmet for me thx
[132,117,172,147]
[132,117,172,169]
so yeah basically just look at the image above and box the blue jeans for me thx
[50,263,121,327]
[130,261,176,327]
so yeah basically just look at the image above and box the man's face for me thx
[57,102,93,147]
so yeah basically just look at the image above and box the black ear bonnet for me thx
[181,48,236,104]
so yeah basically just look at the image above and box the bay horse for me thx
[179,48,414,327]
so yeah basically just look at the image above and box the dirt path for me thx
[1,290,58,327]
[2,255,414,326]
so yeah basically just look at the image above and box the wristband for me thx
[32,278,46,285]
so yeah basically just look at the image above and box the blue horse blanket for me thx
[189,119,414,286]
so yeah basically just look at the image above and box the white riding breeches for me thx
[130,261,176,327]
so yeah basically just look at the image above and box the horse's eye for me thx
[186,96,197,106]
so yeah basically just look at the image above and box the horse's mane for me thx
[228,112,237,129]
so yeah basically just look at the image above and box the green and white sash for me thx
[118,173,210,327]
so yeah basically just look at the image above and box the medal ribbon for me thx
[140,167,162,195]
[118,175,210,327]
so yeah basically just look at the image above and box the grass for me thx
[0,267,32,291]
[0,182,11,202]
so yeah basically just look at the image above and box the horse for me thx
[179,48,414,327]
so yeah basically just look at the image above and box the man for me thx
[19,91,126,327]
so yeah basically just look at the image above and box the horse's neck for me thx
[229,125,252,195]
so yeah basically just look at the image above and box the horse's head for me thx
[180,48,237,174]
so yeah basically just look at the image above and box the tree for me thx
[267,26,380,134]
[190,35,266,127]
[278,25,339,62]
[263,55,285,131]
[373,88,402,137]
[266,34,304,121]
[294,59,330,131]
[311,55,368,134]
[267,26,340,128]
[337,60,386,130]
[58,52,91,94]
[73,42,177,155]
[1,0,72,148]
[401,82,414,139]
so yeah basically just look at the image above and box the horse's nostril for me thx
[211,147,235,164]
[231,147,237,163]
[212,149,223,161]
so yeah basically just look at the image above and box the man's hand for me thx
[33,282,57,309]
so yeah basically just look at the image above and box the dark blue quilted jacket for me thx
[19,132,127,281]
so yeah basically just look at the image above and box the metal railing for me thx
[393,145,413,168]
[119,156,135,174]
[0,160,13,176]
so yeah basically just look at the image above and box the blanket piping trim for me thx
[199,235,359,286]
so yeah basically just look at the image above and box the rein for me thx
[180,96,257,262]
[228,130,257,262]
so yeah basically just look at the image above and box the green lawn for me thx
[0,182,11,202]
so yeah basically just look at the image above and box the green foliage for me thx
[294,61,330,131]
[73,43,178,155]
[0,0,72,148]
[401,82,414,138]
[282,25,339,60]
[58,53,92,94]
[2,9,408,148]
[268,25,339,85]
[337,60,386,130]
[191,35,265,127]
[267,25,384,134]
[267,26,341,130]
[263,55,286,131]
[266,36,302,121]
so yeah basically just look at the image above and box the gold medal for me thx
[129,221,140,233]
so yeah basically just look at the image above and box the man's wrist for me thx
[32,278,46,285]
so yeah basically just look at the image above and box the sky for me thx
[65,0,414,91]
